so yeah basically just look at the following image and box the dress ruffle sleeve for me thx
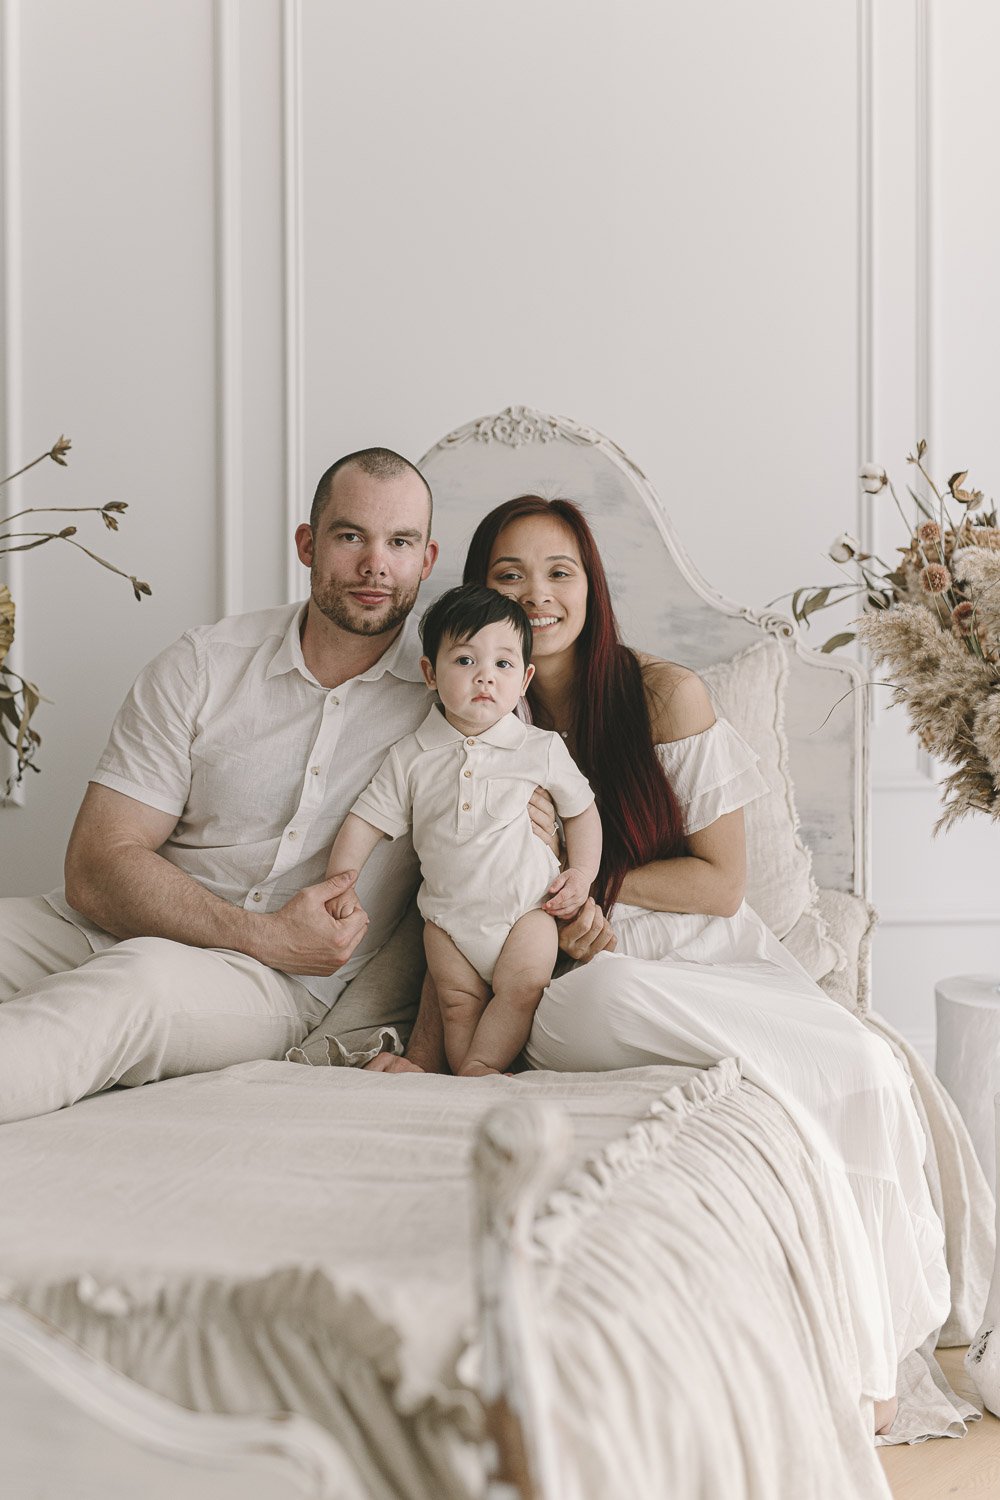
[656,718,769,836]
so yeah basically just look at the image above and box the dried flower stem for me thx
[912,455,949,512]
[0,452,56,490]
[1,504,117,527]
[62,536,136,584]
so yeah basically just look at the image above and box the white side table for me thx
[965,1093,1000,1416]
[935,974,1000,1184]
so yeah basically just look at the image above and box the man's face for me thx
[296,468,437,638]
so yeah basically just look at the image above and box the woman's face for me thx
[485,515,589,659]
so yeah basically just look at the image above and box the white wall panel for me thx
[866,0,1000,1043]
[299,0,860,612]
[2,0,218,891]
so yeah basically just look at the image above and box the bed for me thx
[0,406,994,1499]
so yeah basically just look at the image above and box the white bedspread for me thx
[0,1058,972,1498]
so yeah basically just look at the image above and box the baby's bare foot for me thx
[459,1061,501,1078]
[874,1395,898,1435]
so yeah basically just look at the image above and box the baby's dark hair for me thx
[420,584,533,668]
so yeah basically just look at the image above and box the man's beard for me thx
[310,572,419,638]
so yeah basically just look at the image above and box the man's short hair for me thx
[309,448,433,534]
[419,584,533,669]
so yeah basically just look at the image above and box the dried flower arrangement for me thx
[1,437,151,795]
[785,441,1000,831]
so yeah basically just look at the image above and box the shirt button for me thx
[466,738,475,746]
[463,769,472,778]
[287,829,298,840]
[331,696,340,706]
[462,802,471,811]
[251,892,262,903]
[310,766,321,776]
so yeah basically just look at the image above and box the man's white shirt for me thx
[46,603,430,1007]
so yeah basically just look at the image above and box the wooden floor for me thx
[879,1347,1000,1498]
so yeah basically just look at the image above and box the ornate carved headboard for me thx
[418,406,870,899]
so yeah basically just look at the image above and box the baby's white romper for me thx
[351,704,595,982]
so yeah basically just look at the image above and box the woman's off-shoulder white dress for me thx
[524,718,950,1403]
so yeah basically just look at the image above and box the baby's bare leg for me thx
[423,922,491,1074]
[460,910,558,1078]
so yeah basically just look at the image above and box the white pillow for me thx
[814,888,876,1011]
[701,639,843,981]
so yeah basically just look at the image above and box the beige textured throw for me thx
[0,1055,982,1495]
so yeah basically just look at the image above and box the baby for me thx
[325,583,602,1077]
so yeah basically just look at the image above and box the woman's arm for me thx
[617,812,746,918]
[615,665,746,919]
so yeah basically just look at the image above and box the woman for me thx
[453,493,950,1435]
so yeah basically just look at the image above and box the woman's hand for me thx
[527,786,562,858]
[557,897,617,963]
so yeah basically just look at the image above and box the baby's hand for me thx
[544,867,592,919]
[325,876,361,922]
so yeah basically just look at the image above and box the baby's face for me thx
[422,621,533,734]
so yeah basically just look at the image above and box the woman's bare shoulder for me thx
[636,652,716,744]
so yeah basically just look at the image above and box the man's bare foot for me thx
[874,1395,898,1435]
[459,1061,502,1078]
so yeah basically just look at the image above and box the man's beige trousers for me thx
[0,896,327,1124]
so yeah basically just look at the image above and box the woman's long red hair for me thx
[463,496,685,911]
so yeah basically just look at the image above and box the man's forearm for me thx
[66,842,266,955]
[64,782,367,975]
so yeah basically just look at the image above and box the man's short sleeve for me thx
[91,632,203,817]
[350,744,413,840]
[545,734,596,819]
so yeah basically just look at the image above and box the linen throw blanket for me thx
[0,1058,977,1499]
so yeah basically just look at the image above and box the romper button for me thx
[466,738,475,746]
[310,766,321,776]
[287,829,298,840]
[462,802,471,811]
[463,769,472,778]
[251,892,262,902]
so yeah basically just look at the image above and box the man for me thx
[0,449,444,1122]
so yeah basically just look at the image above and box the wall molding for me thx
[0,0,25,807]
[878,909,1000,928]
[915,0,934,472]
[911,0,936,786]
[870,0,937,789]
[213,0,244,621]
[856,0,874,558]
[872,774,939,792]
[282,0,304,604]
